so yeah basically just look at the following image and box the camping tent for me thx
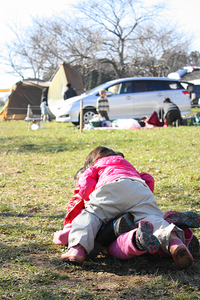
[0,62,84,120]
[47,61,84,117]
[0,79,50,120]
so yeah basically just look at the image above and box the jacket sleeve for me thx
[64,187,85,224]
[78,167,98,200]
[140,172,154,193]
[96,97,100,111]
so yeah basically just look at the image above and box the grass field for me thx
[0,112,200,299]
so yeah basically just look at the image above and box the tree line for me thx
[2,0,200,90]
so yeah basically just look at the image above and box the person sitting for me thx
[158,97,182,126]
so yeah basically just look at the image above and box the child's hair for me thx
[99,89,106,96]
[163,97,171,103]
[84,146,124,170]
[74,167,84,186]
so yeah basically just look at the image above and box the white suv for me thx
[54,77,191,124]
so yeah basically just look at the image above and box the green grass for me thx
[0,112,200,299]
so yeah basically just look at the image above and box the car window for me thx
[148,80,164,91]
[162,81,183,90]
[132,80,164,93]
[108,81,133,94]
[193,85,200,93]
[133,81,148,92]
[108,83,121,94]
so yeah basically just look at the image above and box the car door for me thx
[107,81,134,119]
[132,80,165,118]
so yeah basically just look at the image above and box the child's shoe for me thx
[114,212,135,237]
[169,233,193,269]
[135,220,160,254]
[164,211,200,229]
[61,244,86,264]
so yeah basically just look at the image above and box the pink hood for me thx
[78,156,144,200]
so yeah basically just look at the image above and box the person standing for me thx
[64,83,77,100]
[40,98,48,122]
[40,87,50,121]
[158,97,182,126]
[96,89,110,120]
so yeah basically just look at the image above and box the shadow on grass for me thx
[0,136,89,154]
[1,241,200,299]
[0,212,65,219]
[52,251,200,288]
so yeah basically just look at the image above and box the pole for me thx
[80,100,83,133]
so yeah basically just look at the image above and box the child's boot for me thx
[108,229,146,259]
[95,212,135,247]
[135,220,160,254]
[164,211,200,229]
[169,232,193,269]
[61,244,86,264]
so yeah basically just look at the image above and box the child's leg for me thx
[154,228,196,257]
[95,212,135,247]
[68,209,103,253]
[108,229,146,259]
[108,220,160,259]
[169,231,193,269]
[61,210,102,264]
[163,212,200,256]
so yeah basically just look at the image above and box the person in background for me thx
[158,97,182,126]
[96,89,110,120]
[40,87,50,122]
[40,98,48,122]
[64,83,77,100]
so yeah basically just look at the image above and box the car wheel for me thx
[82,109,96,124]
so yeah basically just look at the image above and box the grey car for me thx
[55,77,191,125]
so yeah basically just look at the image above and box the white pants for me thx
[68,178,184,253]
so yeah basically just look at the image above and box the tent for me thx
[48,61,84,117]
[0,62,84,120]
[0,79,50,120]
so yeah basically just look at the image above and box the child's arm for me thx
[78,167,98,200]
[140,172,154,193]
[64,187,85,224]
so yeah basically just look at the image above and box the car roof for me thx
[104,77,178,85]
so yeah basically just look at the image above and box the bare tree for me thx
[130,23,190,77]
[2,0,194,85]
[3,17,71,81]
[73,0,166,77]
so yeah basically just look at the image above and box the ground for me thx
[30,247,200,299]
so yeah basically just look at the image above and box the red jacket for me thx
[78,156,144,201]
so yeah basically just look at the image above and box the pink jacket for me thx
[78,156,153,201]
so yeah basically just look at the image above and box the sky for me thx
[0,0,200,93]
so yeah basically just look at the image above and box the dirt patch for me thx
[29,251,200,299]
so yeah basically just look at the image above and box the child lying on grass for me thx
[53,147,200,269]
